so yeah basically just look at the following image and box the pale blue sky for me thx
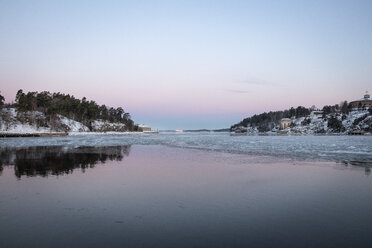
[1,0,371,129]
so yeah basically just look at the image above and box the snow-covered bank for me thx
[57,115,90,132]
[232,109,372,135]
[0,108,131,134]
[288,110,372,134]
[0,108,53,133]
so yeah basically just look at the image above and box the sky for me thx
[0,0,371,129]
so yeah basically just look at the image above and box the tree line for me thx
[2,90,135,131]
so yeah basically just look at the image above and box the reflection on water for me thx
[1,145,370,178]
[0,146,131,178]
[0,145,371,248]
[341,160,372,176]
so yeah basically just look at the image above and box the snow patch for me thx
[57,115,90,132]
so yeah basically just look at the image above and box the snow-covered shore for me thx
[0,108,53,134]
[232,110,372,135]
[0,108,132,134]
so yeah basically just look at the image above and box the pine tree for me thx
[0,91,4,108]
[340,101,349,114]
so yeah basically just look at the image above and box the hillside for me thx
[231,104,372,135]
[0,90,137,133]
[0,108,133,133]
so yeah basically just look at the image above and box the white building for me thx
[280,118,292,129]
[138,124,151,132]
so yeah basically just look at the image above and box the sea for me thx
[0,133,371,247]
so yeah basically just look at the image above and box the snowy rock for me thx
[57,115,90,132]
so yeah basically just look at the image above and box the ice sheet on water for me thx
[0,133,371,162]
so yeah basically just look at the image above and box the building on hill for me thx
[280,118,292,130]
[350,91,372,109]
[310,111,323,118]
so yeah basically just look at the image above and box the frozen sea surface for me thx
[1,133,371,162]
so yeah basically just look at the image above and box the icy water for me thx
[1,132,372,162]
[0,134,372,248]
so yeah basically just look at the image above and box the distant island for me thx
[159,128,229,133]
[231,92,372,135]
[183,128,230,133]
[0,90,144,134]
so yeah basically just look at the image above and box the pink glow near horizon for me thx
[1,1,371,129]
[2,83,363,114]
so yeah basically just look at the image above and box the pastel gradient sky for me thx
[1,0,371,129]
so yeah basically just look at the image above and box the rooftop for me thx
[138,124,150,128]
[351,91,372,103]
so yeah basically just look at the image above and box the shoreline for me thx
[0,132,68,137]
[0,131,156,137]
